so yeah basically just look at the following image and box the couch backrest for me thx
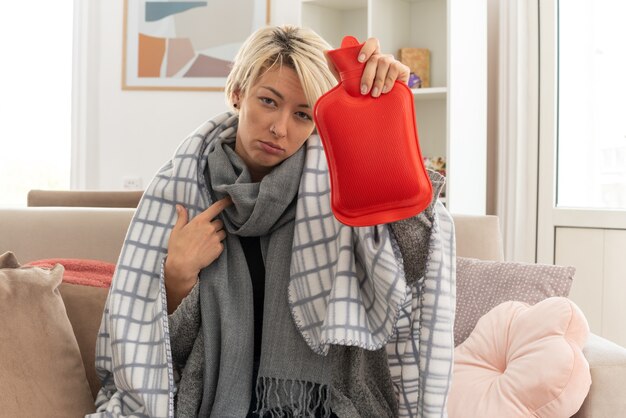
[0,208,504,264]
[452,214,504,261]
[0,208,135,264]
[27,189,143,208]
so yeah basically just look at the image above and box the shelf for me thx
[412,87,447,100]
[301,0,366,10]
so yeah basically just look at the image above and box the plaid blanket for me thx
[88,113,455,417]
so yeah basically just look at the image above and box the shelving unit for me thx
[412,87,447,100]
[300,0,487,214]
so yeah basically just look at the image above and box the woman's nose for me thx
[271,113,288,138]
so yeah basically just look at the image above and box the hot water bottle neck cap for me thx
[326,36,366,97]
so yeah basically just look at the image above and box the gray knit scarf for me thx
[196,128,336,417]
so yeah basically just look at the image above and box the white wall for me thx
[79,0,299,190]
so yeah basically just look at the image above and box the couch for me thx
[1,207,625,417]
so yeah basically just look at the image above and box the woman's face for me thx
[234,65,315,182]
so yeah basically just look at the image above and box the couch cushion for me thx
[59,282,109,400]
[455,257,574,346]
[0,252,95,415]
[448,297,591,418]
[23,259,112,397]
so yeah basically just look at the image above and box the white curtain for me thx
[496,0,540,262]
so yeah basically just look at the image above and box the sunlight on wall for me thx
[0,2,73,207]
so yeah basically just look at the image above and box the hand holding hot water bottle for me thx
[314,36,433,227]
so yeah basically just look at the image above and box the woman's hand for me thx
[357,37,410,97]
[326,37,411,98]
[164,197,232,312]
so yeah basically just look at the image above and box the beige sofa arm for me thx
[573,333,626,417]
[0,208,134,264]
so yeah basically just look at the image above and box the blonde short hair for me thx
[225,25,337,110]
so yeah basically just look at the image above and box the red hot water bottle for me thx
[314,36,433,227]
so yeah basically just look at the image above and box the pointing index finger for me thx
[200,196,232,220]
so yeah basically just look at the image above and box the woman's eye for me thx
[296,112,312,121]
[259,97,275,106]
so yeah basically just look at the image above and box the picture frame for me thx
[122,0,271,91]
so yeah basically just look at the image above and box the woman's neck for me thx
[250,168,269,183]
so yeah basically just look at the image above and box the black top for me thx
[239,236,265,382]
[239,236,265,417]
[240,236,338,418]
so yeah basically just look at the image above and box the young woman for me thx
[91,25,455,418]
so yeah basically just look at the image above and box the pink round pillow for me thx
[448,297,591,418]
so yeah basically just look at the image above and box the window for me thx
[557,0,626,209]
[0,2,74,207]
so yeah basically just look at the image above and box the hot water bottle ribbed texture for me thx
[314,35,432,226]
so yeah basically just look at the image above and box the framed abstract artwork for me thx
[123,0,271,91]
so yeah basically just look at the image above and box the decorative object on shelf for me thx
[398,47,430,88]
[315,36,433,226]
[408,72,422,89]
[122,0,270,91]
[424,156,446,198]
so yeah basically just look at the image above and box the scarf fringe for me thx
[254,377,331,418]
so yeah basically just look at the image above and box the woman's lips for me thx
[259,141,284,155]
